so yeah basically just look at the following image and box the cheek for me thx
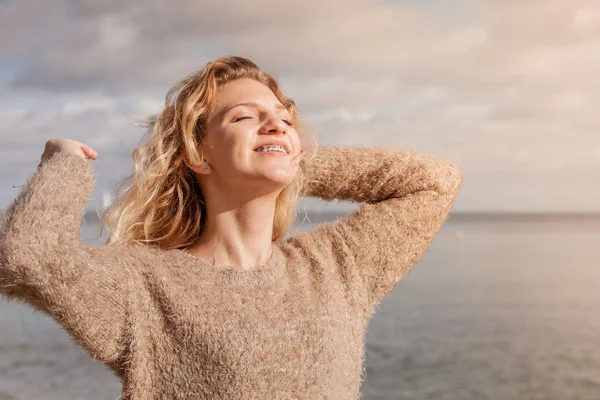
[291,133,302,152]
[229,140,254,169]
[214,130,245,158]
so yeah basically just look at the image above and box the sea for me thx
[1,213,599,400]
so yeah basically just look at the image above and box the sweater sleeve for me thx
[288,145,462,307]
[0,151,138,367]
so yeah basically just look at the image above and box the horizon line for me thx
[1,209,599,215]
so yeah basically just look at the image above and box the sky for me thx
[0,0,599,213]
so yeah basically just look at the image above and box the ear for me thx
[183,155,211,175]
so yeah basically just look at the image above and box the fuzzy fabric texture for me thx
[0,146,462,399]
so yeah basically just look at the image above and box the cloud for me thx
[0,0,65,58]
[62,97,116,116]
[1,0,599,211]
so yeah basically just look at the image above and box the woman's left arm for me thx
[285,145,462,307]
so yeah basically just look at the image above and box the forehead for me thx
[213,79,284,116]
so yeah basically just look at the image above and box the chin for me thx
[268,177,295,187]
[262,169,296,182]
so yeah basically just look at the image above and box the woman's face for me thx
[200,78,301,192]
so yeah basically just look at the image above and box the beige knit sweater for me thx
[0,146,462,399]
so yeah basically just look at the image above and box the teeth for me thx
[255,144,288,153]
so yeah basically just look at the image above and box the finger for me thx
[80,144,94,153]
[81,144,98,159]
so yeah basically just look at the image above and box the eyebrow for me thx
[224,101,288,115]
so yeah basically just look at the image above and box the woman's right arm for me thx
[0,144,144,368]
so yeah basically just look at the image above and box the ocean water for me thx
[1,216,599,400]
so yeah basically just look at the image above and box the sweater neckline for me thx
[169,243,286,285]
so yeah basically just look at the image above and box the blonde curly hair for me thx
[97,56,318,250]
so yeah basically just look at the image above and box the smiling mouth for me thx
[254,150,289,156]
[254,144,289,154]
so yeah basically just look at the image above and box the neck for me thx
[186,193,278,271]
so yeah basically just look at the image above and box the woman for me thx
[0,56,462,399]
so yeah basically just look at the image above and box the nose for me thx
[259,114,288,135]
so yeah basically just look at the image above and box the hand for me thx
[37,138,98,170]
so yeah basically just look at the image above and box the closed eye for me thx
[234,116,292,126]
[234,116,251,122]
